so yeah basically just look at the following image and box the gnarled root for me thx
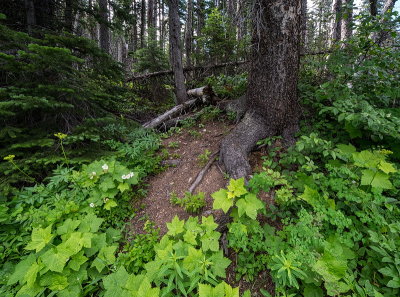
[220,110,274,179]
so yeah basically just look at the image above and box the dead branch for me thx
[188,151,219,194]
[143,98,198,129]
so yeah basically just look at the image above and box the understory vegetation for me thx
[1,7,400,297]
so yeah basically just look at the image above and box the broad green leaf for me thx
[378,160,396,174]
[201,216,218,231]
[8,254,36,285]
[336,144,356,155]
[183,247,203,271]
[104,199,118,210]
[24,261,42,287]
[183,230,197,245]
[227,178,248,198]
[299,186,320,207]
[361,169,393,189]
[79,213,104,233]
[166,216,185,236]
[236,193,264,219]
[201,231,220,252]
[25,225,53,252]
[212,189,233,213]
[68,251,88,271]
[103,267,129,297]
[41,248,69,273]
[303,284,324,297]
[352,150,382,168]
[117,182,130,192]
[39,272,68,291]
[210,250,231,278]
[57,219,81,235]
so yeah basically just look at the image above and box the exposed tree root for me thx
[220,110,274,179]
[188,151,218,194]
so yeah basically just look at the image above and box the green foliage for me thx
[170,191,206,214]
[198,149,212,166]
[206,73,248,99]
[132,28,169,73]
[144,215,231,296]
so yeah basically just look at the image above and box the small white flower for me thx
[92,171,96,176]
[104,198,109,202]
[352,180,356,184]
[90,203,95,208]
[129,172,134,178]
[102,164,109,171]
[121,174,127,180]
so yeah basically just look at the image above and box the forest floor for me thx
[128,117,277,296]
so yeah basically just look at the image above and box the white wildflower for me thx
[90,203,95,208]
[92,171,96,176]
[122,174,127,180]
[102,164,109,171]
[104,198,109,202]
[89,175,94,180]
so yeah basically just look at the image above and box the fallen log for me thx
[143,98,198,129]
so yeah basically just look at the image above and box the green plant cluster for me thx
[170,191,206,214]
[206,73,248,99]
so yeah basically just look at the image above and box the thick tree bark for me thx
[220,0,301,179]
[24,0,36,34]
[184,0,194,67]
[168,0,188,104]
[328,0,342,47]
[99,0,110,53]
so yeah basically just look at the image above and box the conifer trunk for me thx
[168,0,188,104]
[99,0,110,53]
[220,0,301,179]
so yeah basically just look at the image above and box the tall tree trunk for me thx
[236,0,247,41]
[99,0,110,53]
[369,0,378,16]
[160,0,166,49]
[132,0,138,52]
[140,0,146,48]
[328,0,342,47]
[168,0,188,104]
[340,0,353,44]
[300,0,307,52]
[65,0,75,32]
[220,0,301,179]
[24,0,36,34]
[185,0,194,67]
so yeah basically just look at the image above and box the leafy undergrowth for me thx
[1,11,399,297]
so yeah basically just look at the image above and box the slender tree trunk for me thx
[220,0,301,179]
[140,0,146,48]
[369,0,378,16]
[99,0,110,53]
[132,1,138,52]
[340,0,353,44]
[185,0,194,67]
[168,0,188,104]
[329,0,342,47]
[160,0,166,50]
[24,0,36,34]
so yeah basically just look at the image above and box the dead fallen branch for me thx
[143,98,198,129]
[188,151,219,194]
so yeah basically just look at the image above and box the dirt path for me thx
[130,120,233,234]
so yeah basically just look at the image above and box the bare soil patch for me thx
[130,120,233,234]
